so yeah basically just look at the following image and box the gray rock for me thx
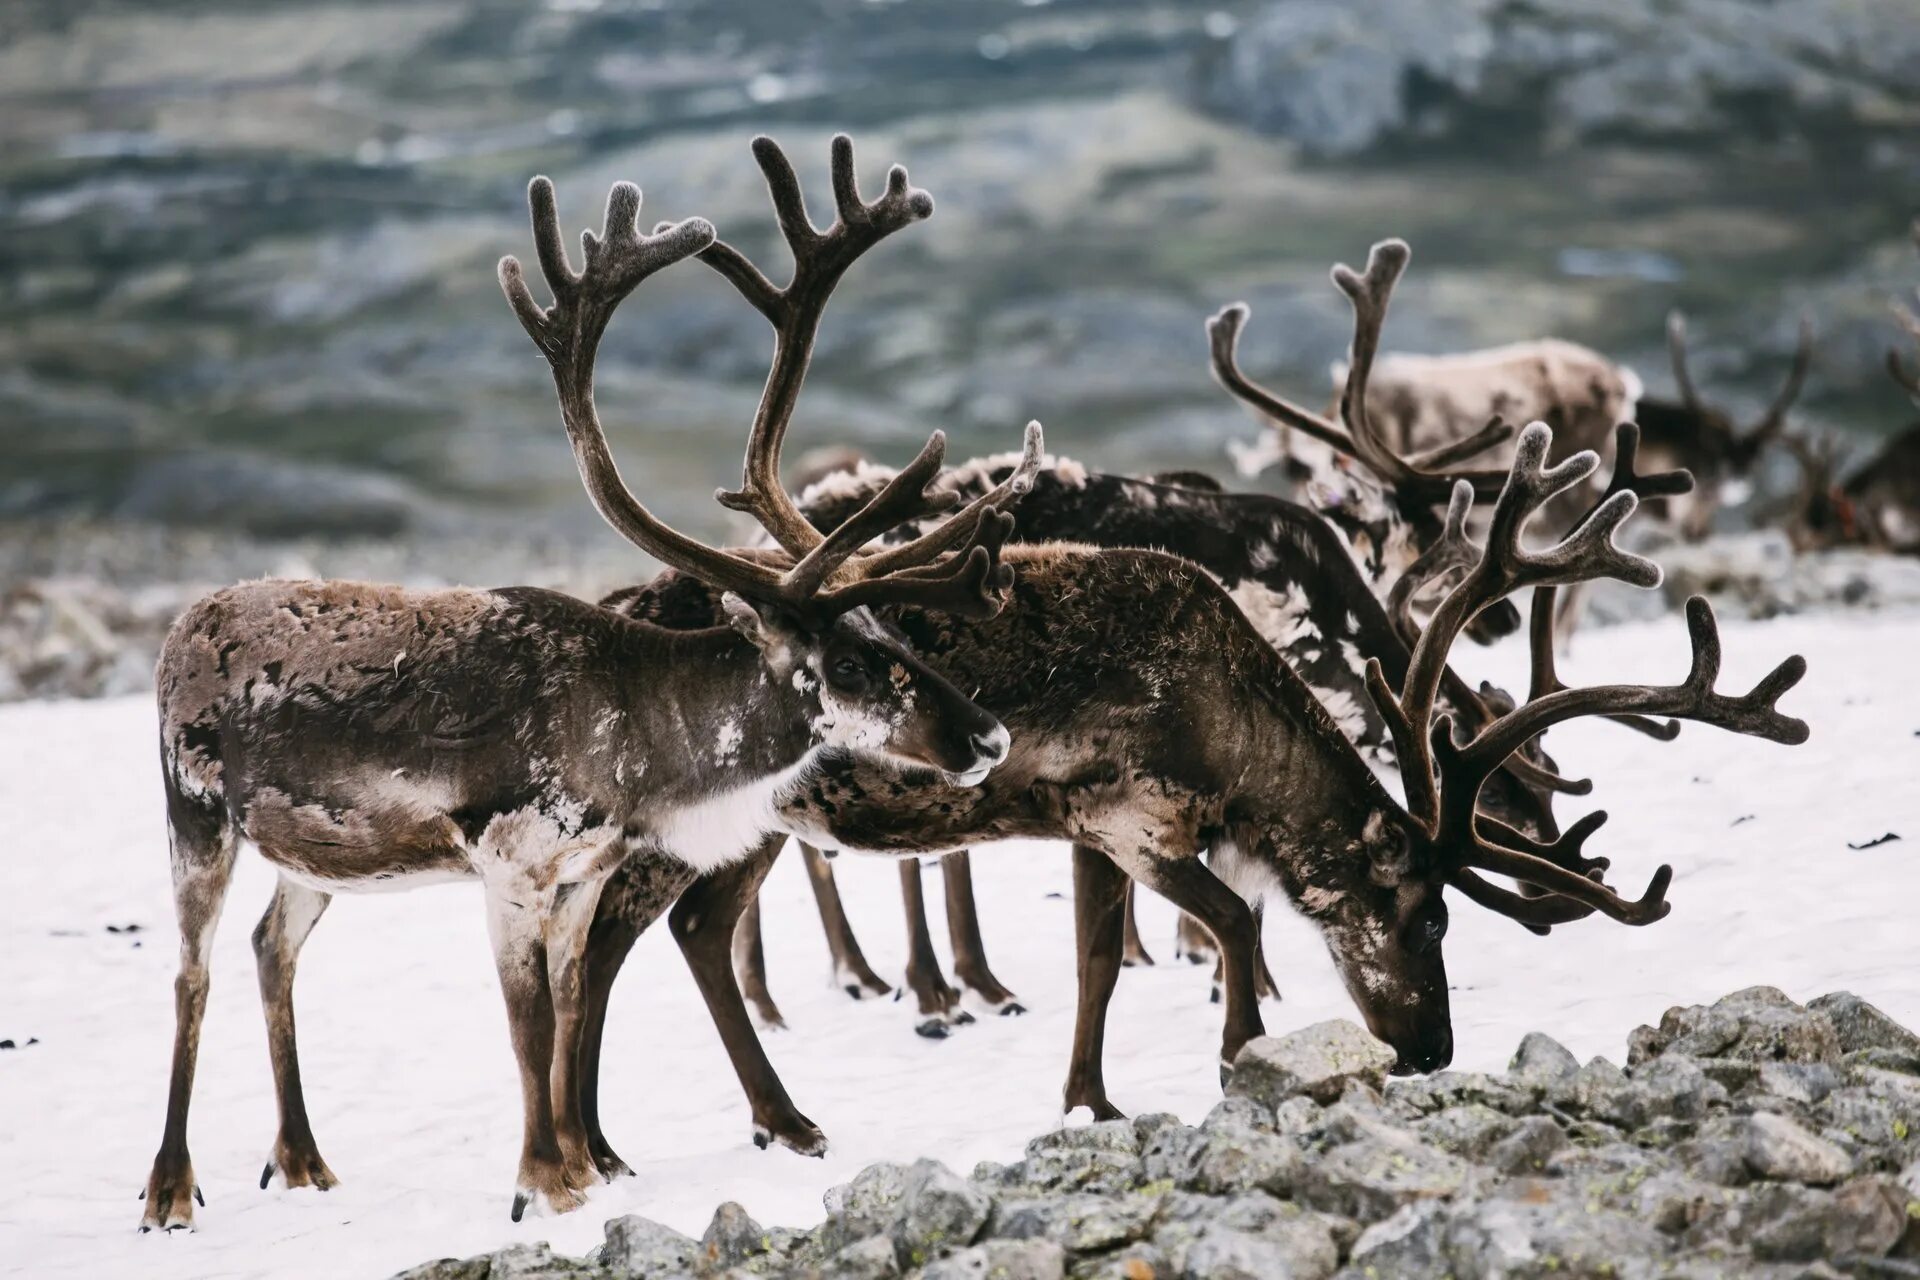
[1751,1062,1840,1106]
[1743,1112,1854,1185]
[599,1214,700,1276]
[1297,1135,1471,1223]
[700,1202,769,1270]
[1414,1103,1520,1160]
[920,1238,1064,1280]
[1445,1197,1666,1279]
[821,1162,912,1253]
[1627,988,1841,1067]
[1272,1096,1323,1141]
[1342,1199,1452,1276]
[1027,1121,1142,1159]
[1139,1116,1302,1198]
[1065,1242,1166,1280]
[1228,1021,1396,1107]
[1746,1178,1909,1261]
[1820,1086,1915,1152]
[894,1159,992,1269]
[1200,1096,1275,1136]
[1389,1070,1536,1117]
[391,1260,493,1280]
[485,1244,598,1279]
[989,1192,1161,1254]
[1179,1223,1337,1280]
[1633,1054,1729,1120]
[817,1234,899,1280]
[1487,1115,1568,1176]
[1509,1031,1582,1084]
[1808,993,1920,1058]
[1548,1056,1651,1130]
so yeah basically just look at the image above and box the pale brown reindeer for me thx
[136,139,1032,1229]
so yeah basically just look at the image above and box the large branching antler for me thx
[1668,310,1814,448]
[502,145,1035,622]
[1206,240,1513,497]
[1362,422,1809,931]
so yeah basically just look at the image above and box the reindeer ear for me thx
[723,593,806,667]
[1365,812,1415,886]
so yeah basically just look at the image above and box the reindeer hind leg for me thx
[941,851,1023,1016]
[802,844,891,1000]
[899,859,968,1037]
[732,894,786,1030]
[140,787,239,1232]
[252,874,336,1192]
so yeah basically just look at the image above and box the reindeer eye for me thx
[825,656,870,695]
[1412,909,1448,954]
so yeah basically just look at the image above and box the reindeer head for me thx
[1209,241,1526,643]
[503,135,1042,786]
[1657,311,1813,537]
[1297,422,1808,1074]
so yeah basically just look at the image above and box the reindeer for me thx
[553,218,1806,1177]
[135,139,1032,1230]
[1783,223,1920,554]
[1636,312,1812,539]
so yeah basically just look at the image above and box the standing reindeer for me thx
[136,138,1031,1229]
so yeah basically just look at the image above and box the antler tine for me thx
[1666,311,1706,413]
[1386,481,1478,645]
[1406,415,1518,471]
[502,178,817,606]
[1205,303,1361,456]
[1331,241,1511,501]
[1525,421,1690,740]
[1449,866,1599,934]
[700,133,946,582]
[781,432,956,599]
[857,421,1046,577]
[817,509,1020,620]
[1751,314,1814,443]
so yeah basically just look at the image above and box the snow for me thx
[2,608,1917,1280]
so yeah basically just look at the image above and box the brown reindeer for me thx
[570,277,1806,1168]
[136,139,1033,1230]
[1636,312,1813,539]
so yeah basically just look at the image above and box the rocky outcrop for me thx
[390,988,1920,1279]
[1196,0,1920,157]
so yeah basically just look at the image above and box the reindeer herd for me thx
[144,133,1920,1231]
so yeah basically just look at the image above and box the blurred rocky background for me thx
[4,0,1920,698]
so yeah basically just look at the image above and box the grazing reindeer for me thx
[1635,312,1812,539]
[695,244,1588,1036]
[136,139,1030,1229]
[578,413,1806,1155]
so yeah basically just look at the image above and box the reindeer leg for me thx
[1120,882,1155,967]
[252,876,336,1193]
[1120,853,1265,1087]
[941,851,1024,1016]
[1173,910,1216,967]
[139,797,237,1232]
[1251,899,1281,1002]
[731,894,786,1030]
[577,910,640,1180]
[672,838,826,1157]
[545,876,610,1191]
[484,885,585,1221]
[899,859,968,1037]
[802,843,891,999]
[1062,844,1129,1122]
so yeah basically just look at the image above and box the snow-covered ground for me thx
[2,609,1916,1280]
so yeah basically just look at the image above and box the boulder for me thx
[1742,1112,1854,1185]
[598,1215,700,1276]
[1228,1021,1396,1107]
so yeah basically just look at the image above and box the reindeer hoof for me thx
[914,1018,951,1039]
[1000,1002,1027,1017]
[755,1119,828,1157]
[952,1009,976,1027]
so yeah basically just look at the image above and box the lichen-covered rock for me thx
[1446,1197,1667,1279]
[391,1259,494,1280]
[821,1162,913,1252]
[700,1202,770,1270]
[1808,992,1920,1058]
[1548,1056,1651,1130]
[1296,1135,1472,1223]
[1751,1062,1840,1106]
[990,1126,1144,1196]
[598,1214,700,1276]
[1389,1070,1536,1118]
[1227,1021,1396,1108]
[989,1192,1160,1255]
[1745,1178,1909,1261]
[1628,988,1841,1067]
[1486,1115,1567,1176]
[1178,1224,1336,1280]
[893,1159,992,1269]
[1632,1054,1729,1121]
[817,1234,899,1280]
[1508,1031,1581,1084]
[485,1243,601,1279]
[1742,1112,1854,1185]
[919,1238,1064,1280]
[1414,1103,1520,1160]
[1065,1242,1165,1280]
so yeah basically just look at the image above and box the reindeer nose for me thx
[971,724,1010,767]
